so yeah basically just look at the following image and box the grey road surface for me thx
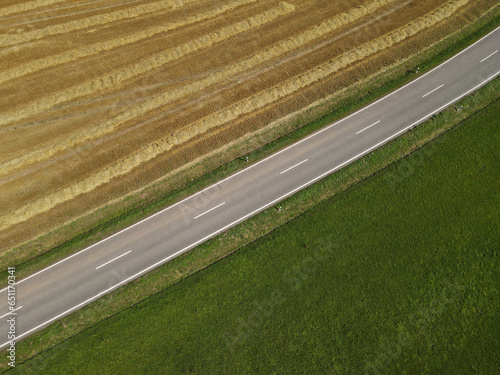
[1,27,499,350]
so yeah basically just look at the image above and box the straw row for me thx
[0,0,257,84]
[0,0,67,17]
[0,0,197,47]
[0,2,294,129]
[0,0,470,230]
[0,0,393,172]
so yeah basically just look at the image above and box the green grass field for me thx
[11,95,499,373]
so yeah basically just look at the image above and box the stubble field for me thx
[0,0,497,253]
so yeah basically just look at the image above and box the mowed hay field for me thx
[0,0,497,253]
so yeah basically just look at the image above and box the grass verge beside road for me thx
[8,82,500,374]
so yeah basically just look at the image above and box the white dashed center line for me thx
[480,50,497,62]
[96,251,131,270]
[422,84,444,98]
[194,202,226,220]
[356,120,381,135]
[280,159,308,175]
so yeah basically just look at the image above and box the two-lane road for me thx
[1,26,499,349]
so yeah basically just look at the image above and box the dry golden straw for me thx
[0,0,470,230]
[0,0,257,84]
[0,0,197,47]
[0,0,67,17]
[0,2,293,128]
[1,0,394,172]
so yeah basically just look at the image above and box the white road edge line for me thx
[356,120,381,135]
[194,202,226,220]
[2,70,497,350]
[0,26,497,295]
[0,306,23,320]
[95,251,131,270]
[480,49,498,63]
[280,159,308,175]
[422,84,444,98]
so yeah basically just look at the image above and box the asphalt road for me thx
[1,27,499,350]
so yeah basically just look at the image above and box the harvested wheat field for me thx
[0,0,497,254]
